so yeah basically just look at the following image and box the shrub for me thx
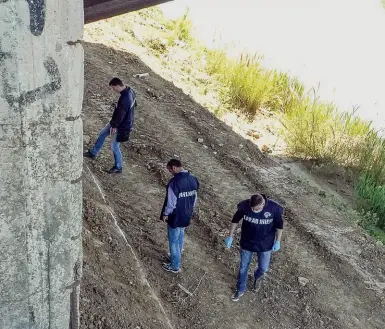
[146,38,168,54]
[356,174,385,229]
[206,51,305,116]
[165,9,193,46]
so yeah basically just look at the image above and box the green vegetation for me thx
[164,9,194,46]
[205,47,385,241]
[356,174,385,229]
[108,7,385,242]
[207,51,304,116]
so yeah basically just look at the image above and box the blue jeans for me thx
[236,249,272,293]
[167,225,185,270]
[90,123,122,169]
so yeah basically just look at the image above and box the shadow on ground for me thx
[80,41,385,329]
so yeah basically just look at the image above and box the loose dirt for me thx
[80,41,385,329]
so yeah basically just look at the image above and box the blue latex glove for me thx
[272,240,281,252]
[224,236,233,249]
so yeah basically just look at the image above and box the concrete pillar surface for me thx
[0,1,84,328]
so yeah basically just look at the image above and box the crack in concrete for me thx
[70,176,82,184]
[67,40,82,46]
[65,115,81,122]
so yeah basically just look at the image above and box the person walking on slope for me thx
[161,159,199,273]
[84,77,136,174]
[224,193,284,301]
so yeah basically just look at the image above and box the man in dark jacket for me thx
[84,77,136,174]
[161,159,199,273]
[224,194,284,301]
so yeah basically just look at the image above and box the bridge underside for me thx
[84,0,173,24]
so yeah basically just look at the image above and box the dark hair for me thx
[250,194,264,207]
[167,159,182,168]
[109,77,124,87]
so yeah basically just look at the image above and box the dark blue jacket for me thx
[110,87,136,142]
[232,195,284,252]
[161,171,200,228]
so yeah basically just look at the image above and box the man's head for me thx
[167,159,183,176]
[250,194,265,212]
[109,77,126,93]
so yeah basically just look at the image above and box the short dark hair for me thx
[109,77,124,87]
[167,159,182,168]
[250,194,264,207]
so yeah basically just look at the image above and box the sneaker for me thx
[252,279,262,292]
[106,166,122,174]
[162,263,180,274]
[83,150,95,159]
[231,290,244,302]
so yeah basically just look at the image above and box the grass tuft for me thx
[205,47,385,240]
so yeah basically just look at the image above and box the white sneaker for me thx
[231,290,245,302]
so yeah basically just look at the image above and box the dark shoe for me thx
[83,150,95,159]
[231,290,245,302]
[106,166,122,174]
[162,263,180,274]
[252,278,263,292]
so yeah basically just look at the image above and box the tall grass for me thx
[118,7,385,240]
[205,47,385,239]
[164,9,193,46]
[207,51,304,115]
[356,174,385,229]
[281,101,377,166]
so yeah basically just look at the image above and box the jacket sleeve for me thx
[193,192,198,208]
[231,210,244,223]
[193,177,199,207]
[110,95,130,128]
[273,205,284,229]
[164,184,178,216]
[231,202,244,223]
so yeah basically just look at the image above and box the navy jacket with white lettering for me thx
[232,195,284,252]
[161,171,200,229]
[110,87,136,142]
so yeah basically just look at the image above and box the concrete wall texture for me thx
[0,1,84,328]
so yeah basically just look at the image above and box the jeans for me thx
[90,123,122,169]
[236,248,272,293]
[167,225,185,270]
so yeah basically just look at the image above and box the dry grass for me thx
[205,48,385,236]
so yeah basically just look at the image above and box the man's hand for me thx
[272,240,281,252]
[110,127,117,135]
[224,236,233,249]
[162,216,168,222]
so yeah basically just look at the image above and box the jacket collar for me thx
[120,86,129,95]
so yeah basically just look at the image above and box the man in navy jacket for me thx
[225,194,284,301]
[84,77,136,174]
[161,159,199,273]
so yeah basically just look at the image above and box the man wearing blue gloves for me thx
[225,193,284,301]
[160,159,199,273]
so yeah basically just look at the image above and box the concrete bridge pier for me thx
[0,1,84,328]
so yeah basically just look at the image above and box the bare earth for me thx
[80,41,385,329]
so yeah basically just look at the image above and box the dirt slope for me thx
[80,41,385,329]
